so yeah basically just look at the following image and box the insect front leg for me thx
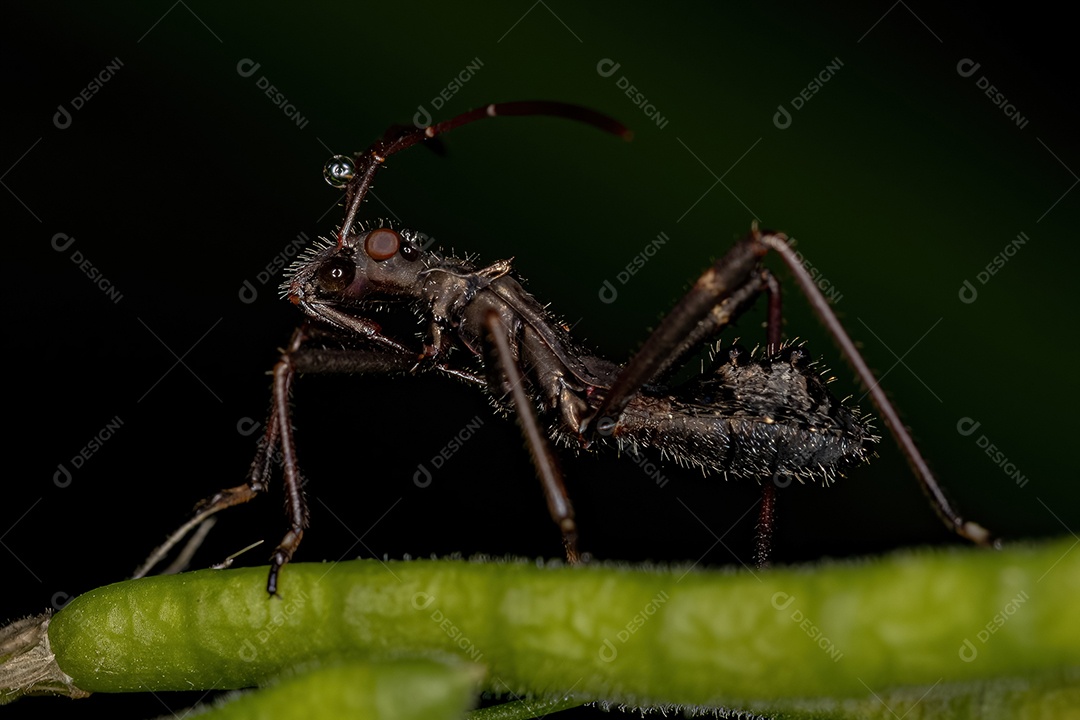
[132,328,313,584]
[264,330,423,595]
[264,346,303,596]
[131,486,263,581]
[130,326,309,583]
[135,324,422,593]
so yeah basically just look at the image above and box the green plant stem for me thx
[3,539,1076,711]
[170,658,479,720]
[468,695,589,720]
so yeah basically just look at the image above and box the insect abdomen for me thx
[611,347,877,484]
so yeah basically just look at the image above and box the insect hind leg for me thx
[756,233,998,549]
[755,268,784,569]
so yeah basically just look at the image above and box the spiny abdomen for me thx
[609,345,878,484]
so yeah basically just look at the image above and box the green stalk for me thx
[3,538,1076,711]
[166,658,479,720]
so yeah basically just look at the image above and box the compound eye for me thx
[365,228,400,260]
[316,257,356,293]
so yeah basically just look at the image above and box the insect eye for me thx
[399,241,419,261]
[365,229,401,260]
[316,257,356,293]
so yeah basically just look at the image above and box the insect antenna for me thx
[323,101,632,246]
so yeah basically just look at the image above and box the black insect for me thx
[136,101,997,594]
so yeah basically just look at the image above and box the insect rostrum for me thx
[135,101,995,594]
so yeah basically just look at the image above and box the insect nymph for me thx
[137,101,997,593]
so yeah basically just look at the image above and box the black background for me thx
[4,3,1077,718]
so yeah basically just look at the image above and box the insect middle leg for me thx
[482,311,581,563]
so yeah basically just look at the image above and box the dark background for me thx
[4,3,1077,718]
